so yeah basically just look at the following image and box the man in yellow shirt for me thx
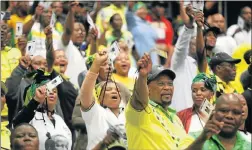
[209,52,242,97]
[7,1,31,47]
[125,53,194,149]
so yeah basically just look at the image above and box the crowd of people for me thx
[0,1,251,150]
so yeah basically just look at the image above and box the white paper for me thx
[192,0,204,12]
[237,16,245,29]
[87,13,95,29]
[1,11,5,20]
[108,41,120,68]
[26,41,36,56]
[199,98,214,117]
[46,75,63,92]
[16,22,23,37]
[50,12,56,28]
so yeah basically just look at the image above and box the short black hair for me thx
[10,123,38,147]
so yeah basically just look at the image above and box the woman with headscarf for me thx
[177,73,217,134]
[12,71,72,150]
[79,50,127,150]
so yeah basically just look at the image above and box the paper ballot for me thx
[16,22,23,37]
[26,41,36,56]
[46,75,63,92]
[192,0,204,12]
[50,12,56,28]
[200,98,214,118]
[87,13,96,29]
[1,11,5,20]
[108,41,120,68]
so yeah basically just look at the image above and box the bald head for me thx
[214,93,243,138]
[211,13,225,32]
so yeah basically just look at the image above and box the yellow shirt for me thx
[216,76,238,95]
[96,4,127,34]
[7,14,32,47]
[125,100,194,150]
[1,46,21,82]
[112,73,134,93]
[1,121,11,150]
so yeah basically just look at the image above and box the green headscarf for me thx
[86,54,96,69]
[133,2,146,12]
[192,73,217,92]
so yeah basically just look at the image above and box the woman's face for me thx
[12,125,39,150]
[54,50,68,74]
[111,14,123,30]
[100,82,121,109]
[46,88,58,108]
[191,82,214,108]
[114,52,131,77]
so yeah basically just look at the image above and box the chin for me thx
[161,99,172,106]
[219,130,236,138]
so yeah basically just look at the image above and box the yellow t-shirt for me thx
[112,73,134,93]
[1,121,11,150]
[7,14,32,47]
[125,100,194,150]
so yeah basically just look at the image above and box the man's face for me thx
[17,1,30,15]
[42,7,53,27]
[12,125,39,150]
[191,82,214,108]
[52,2,63,17]
[31,56,47,72]
[241,7,251,24]
[136,7,148,19]
[148,74,174,106]
[218,62,237,82]
[54,50,68,74]
[71,23,86,46]
[212,14,225,32]
[215,96,243,137]
[205,31,217,48]
[114,52,131,77]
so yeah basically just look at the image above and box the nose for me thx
[196,90,202,96]
[225,111,234,120]
[23,134,32,142]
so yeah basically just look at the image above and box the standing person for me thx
[125,53,194,149]
[51,1,65,34]
[210,13,237,55]
[79,50,127,149]
[227,6,251,45]
[7,1,31,47]
[170,2,198,111]
[146,1,174,67]
[96,2,127,36]
[209,52,242,97]
[1,81,11,150]
[126,2,158,65]
[186,93,251,150]
[177,73,216,134]
[12,82,72,150]
[10,123,39,150]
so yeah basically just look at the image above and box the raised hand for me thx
[194,11,204,28]
[137,53,152,77]
[201,112,224,140]
[69,1,80,14]
[93,50,109,67]
[19,55,31,69]
[44,26,52,39]
[17,35,28,56]
[86,27,98,44]
[34,85,47,104]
